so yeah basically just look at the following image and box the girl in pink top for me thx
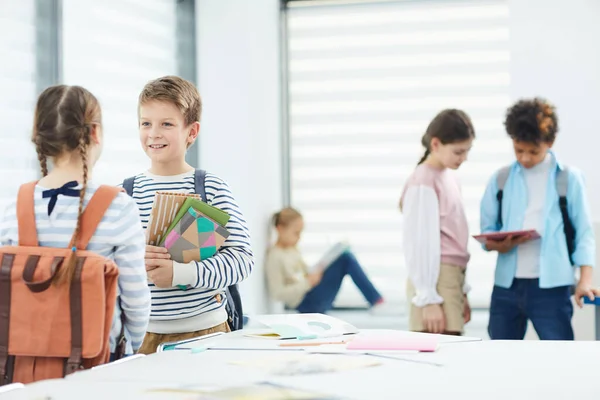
[400,109,475,335]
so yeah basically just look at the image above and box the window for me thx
[286,0,511,307]
[61,0,179,184]
[0,0,38,208]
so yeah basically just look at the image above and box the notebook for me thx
[310,241,350,272]
[472,229,540,245]
[346,333,439,352]
[147,192,230,246]
[161,207,230,263]
[146,192,202,245]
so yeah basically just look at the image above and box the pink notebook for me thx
[347,335,439,352]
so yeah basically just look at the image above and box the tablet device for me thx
[472,230,540,244]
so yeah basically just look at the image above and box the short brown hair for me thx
[138,75,202,125]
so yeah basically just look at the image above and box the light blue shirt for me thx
[480,151,595,289]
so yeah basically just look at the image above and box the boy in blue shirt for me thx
[480,97,599,340]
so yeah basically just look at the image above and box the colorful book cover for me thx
[162,207,230,263]
[161,197,230,243]
[146,192,202,245]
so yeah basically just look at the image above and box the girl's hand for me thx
[307,271,323,287]
[463,295,471,324]
[422,304,446,334]
[485,234,530,254]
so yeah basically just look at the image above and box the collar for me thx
[512,149,562,173]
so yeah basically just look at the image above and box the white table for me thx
[3,329,600,400]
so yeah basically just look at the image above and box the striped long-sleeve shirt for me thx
[128,170,253,334]
[0,182,151,353]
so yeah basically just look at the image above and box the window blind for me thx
[61,0,179,185]
[286,0,511,308]
[0,1,38,209]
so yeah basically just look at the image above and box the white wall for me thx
[509,0,600,220]
[195,0,282,315]
[510,0,600,339]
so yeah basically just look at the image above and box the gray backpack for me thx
[495,165,575,265]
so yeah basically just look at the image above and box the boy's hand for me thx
[463,295,471,324]
[422,304,446,333]
[146,245,171,260]
[146,259,173,288]
[574,282,600,308]
[485,234,530,254]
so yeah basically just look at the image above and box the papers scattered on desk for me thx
[230,353,380,376]
[147,381,342,399]
[346,332,439,352]
[246,313,359,340]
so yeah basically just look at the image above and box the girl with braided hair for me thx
[0,85,150,358]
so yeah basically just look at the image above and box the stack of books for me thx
[147,191,230,269]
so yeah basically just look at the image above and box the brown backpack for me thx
[0,182,121,385]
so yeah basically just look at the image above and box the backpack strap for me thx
[0,253,16,385]
[194,169,207,202]
[192,169,243,330]
[122,177,135,197]
[17,181,39,247]
[555,167,569,197]
[556,168,575,265]
[495,166,511,227]
[70,185,122,250]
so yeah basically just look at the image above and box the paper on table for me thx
[247,314,359,340]
[229,353,381,376]
[147,381,341,399]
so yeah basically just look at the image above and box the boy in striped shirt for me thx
[128,76,254,354]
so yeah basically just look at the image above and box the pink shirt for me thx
[400,164,470,306]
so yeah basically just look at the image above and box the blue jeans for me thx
[296,252,382,314]
[488,278,574,340]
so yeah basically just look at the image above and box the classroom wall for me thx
[194,0,600,323]
[510,0,600,339]
[509,0,600,220]
[195,0,282,315]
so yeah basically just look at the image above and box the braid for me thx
[417,148,430,165]
[74,133,89,244]
[54,132,89,286]
[35,142,49,177]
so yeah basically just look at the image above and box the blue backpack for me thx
[495,165,575,265]
[122,169,243,331]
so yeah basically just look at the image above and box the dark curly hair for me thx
[504,97,558,144]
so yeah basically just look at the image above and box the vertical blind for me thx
[286,0,512,307]
[61,0,179,185]
[0,0,38,209]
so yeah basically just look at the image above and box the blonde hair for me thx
[138,75,202,126]
[272,207,302,228]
